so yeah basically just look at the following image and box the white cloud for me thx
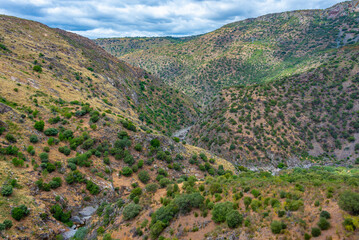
[0,0,345,38]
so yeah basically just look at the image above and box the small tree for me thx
[226,210,243,228]
[1,185,13,196]
[311,227,321,237]
[122,203,141,220]
[11,205,30,221]
[338,191,359,215]
[34,121,45,131]
[138,170,150,183]
[317,217,330,230]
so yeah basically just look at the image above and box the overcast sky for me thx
[0,0,345,39]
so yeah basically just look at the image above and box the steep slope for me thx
[0,15,231,239]
[188,45,359,168]
[0,15,200,135]
[96,0,359,105]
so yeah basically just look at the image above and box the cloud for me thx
[0,0,345,38]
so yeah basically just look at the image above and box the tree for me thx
[338,191,359,215]
[34,121,45,131]
[30,135,39,143]
[311,227,321,237]
[270,221,286,234]
[212,202,233,223]
[3,219,12,229]
[150,138,160,147]
[226,210,243,228]
[122,166,133,177]
[122,203,141,220]
[11,205,30,221]
[320,211,331,219]
[317,217,330,230]
[138,170,150,183]
[1,185,13,196]
[44,128,58,136]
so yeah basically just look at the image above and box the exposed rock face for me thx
[0,103,13,114]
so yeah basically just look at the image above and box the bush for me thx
[122,166,133,177]
[138,170,150,184]
[5,134,16,143]
[226,210,243,228]
[212,202,233,223]
[39,152,49,162]
[1,185,13,196]
[86,181,100,195]
[173,192,204,214]
[150,220,166,239]
[317,217,330,230]
[3,219,12,229]
[338,191,359,215]
[270,220,285,234]
[311,227,321,237]
[30,135,39,143]
[251,189,260,198]
[122,203,141,220]
[44,128,58,136]
[320,210,331,219]
[50,204,71,224]
[33,65,42,72]
[134,143,142,152]
[34,121,45,131]
[12,158,24,167]
[11,205,30,221]
[150,138,160,147]
[146,183,159,193]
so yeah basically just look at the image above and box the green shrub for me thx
[212,202,233,223]
[50,204,71,224]
[5,134,16,143]
[39,152,49,162]
[11,205,30,221]
[150,138,160,147]
[73,227,88,239]
[122,166,133,177]
[320,211,331,219]
[244,196,252,209]
[3,219,12,229]
[33,65,42,72]
[34,121,45,131]
[122,203,141,220]
[251,189,260,198]
[317,217,330,230]
[338,191,359,215]
[134,143,142,151]
[150,220,166,239]
[44,128,58,136]
[86,181,100,195]
[173,192,204,214]
[311,227,321,237]
[146,183,159,193]
[304,233,311,240]
[226,210,243,228]
[30,135,39,143]
[138,170,150,183]
[0,127,5,135]
[12,158,24,167]
[1,185,13,196]
[270,220,286,234]
[343,218,356,231]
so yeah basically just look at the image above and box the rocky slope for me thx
[96,0,359,105]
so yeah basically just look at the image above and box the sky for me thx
[0,0,345,39]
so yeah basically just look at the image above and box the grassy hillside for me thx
[96,0,359,105]
[188,45,359,168]
[0,15,230,239]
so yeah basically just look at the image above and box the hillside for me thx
[1,6,359,240]
[0,15,232,239]
[96,0,359,105]
[187,45,359,168]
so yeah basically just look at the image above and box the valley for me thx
[0,1,358,240]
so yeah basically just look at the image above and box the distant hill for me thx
[96,0,359,105]
[188,45,359,167]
